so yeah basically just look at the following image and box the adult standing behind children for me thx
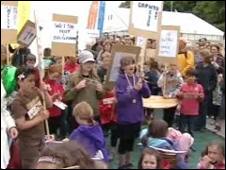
[195,50,217,131]
[177,38,195,77]
[116,56,151,169]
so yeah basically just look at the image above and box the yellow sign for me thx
[17,1,31,33]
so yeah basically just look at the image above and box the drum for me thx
[143,95,178,109]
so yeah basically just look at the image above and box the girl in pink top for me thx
[177,69,204,137]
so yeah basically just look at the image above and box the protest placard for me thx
[156,25,180,65]
[52,14,78,57]
[129,1,163,39]
[1,1,18,44]
[136,36,147,69]
[17,20,36,47]
[105,45,141,88]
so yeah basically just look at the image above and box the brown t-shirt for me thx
[11,88,45,142]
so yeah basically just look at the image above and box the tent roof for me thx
[104,9,224,36]
[162,11,224,36]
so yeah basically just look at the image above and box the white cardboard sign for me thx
[158,30,178,58]
[17,21,36,47]
[131,1,163,32]
[1,5,17,29]
[52,21,77,44]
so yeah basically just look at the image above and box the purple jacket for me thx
[116,74,151,124]
[69,123,108,162]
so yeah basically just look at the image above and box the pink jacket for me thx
[167,128,194,160]
[179,83,204,116]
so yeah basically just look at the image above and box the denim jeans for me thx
[179,115,196,137]
[194,92,212,130]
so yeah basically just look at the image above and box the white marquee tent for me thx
[103,8,224,42]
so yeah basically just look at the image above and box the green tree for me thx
[119,1,130,8]
[193,1,225,31]
[163,1,197,12]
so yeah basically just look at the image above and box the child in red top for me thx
[64,56,80,74]
[44,64,65,139]
[99,89,117,125]
[177,69,204,137]
[99,87,118,160]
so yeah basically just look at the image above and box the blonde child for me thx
[69,102,108,162]
[197,141,225,169]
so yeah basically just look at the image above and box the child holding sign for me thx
[44,64,67,139]
[10,67,52,169]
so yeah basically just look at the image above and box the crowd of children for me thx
[1,35,225,169]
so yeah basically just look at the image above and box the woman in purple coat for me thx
[116,56,151,169]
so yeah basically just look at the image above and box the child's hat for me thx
[78,50,95,64]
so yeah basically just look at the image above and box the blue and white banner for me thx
[97,1,105,33]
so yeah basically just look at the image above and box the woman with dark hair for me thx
[210,44,224,74]
[115,56,151,169]
[195,50,217,131]
[96,40,112,66]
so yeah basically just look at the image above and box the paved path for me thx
[206,118,225,138]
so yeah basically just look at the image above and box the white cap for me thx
[78,50,95,64]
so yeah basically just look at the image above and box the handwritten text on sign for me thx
[52,22,77,44]
[159,30,178,58]
[17,23,36,46]
[1,5,17,29]
[132,1,162,32]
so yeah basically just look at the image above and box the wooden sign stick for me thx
[34,11,50,136]
[5,43,10,65]
[163,64,168,97]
